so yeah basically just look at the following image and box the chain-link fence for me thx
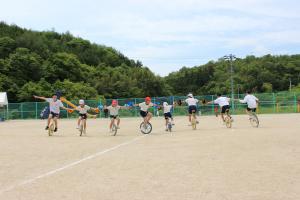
[2,92,300,120]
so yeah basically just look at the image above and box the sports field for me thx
[0,114,299,200]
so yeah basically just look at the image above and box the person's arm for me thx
[33,95,47,101]
[120,105,130,109]
[239,96,247,103]
[58,101,71,111]
[206,100,214,105]
[61,106,71,111]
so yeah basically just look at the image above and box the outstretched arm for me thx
[33,95,47,101]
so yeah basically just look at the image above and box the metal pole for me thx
[224,54,236,113]
[230,57,234,112]
[35,102,38,119]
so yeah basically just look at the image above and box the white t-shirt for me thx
[163,105,173,113]
[185,98,198,106]
[107,105,121,116]
[214,97,230,107]
[239,95,258,108]
[139,102,153,112]
[46,98,64,114]
[77,105,91,114]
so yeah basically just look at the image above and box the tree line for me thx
[0,22,299,102]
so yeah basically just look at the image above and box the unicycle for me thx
[167,121,172,132]
[48,118,55,136]
[224,109,233,128]
[191,111,197,130]
[79,117,86,136]
[249,112,259,128]
[140,121,152,134]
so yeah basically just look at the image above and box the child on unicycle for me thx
[34,94,70,132]
[162,102,175,131]
[107,100,129,132]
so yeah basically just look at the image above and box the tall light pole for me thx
[224,54,236,111]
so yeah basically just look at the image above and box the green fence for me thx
[2,92,300,120]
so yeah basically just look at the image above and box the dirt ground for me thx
[0,114,299,200]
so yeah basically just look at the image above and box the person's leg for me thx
[117,118,120,127]
[77,117,81,128]
[109,118,114,129]
[146,112,152,123]
[47,115,51,126]
[83,119,87,129]
[221,113,225,122]
[46,116,51,129]
[54,117,58,131]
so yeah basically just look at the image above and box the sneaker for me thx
[45,126,49,130]
[76,126,79,129]
[117,126,120,129]
[165,128,168,131]
[196,121,199,124]
[54,128,58,132]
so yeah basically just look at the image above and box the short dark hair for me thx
[246,90,251,94]
[217,93,221,97]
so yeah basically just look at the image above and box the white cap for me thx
[187,93,193,98]
[79,99,85,105]
[163,102,168,107]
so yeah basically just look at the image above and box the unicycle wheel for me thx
[140,122,152,134]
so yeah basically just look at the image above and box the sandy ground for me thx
[0,114,299,200]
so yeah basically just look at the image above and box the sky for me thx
[0,0,300,76]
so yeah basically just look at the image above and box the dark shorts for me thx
[247,107,256,112]
[221,105,230,114]
[188,105,197,114]
[164,112,172,119]
[79,114,87,119]
[49,112,59,118]
[140,111,148,118]
[110,115,119,119]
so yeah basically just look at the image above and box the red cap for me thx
[145,97,151,102]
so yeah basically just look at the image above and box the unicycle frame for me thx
[249,111,259,128]
[48,118,55,136]
[224,109,232,128]
[191,111,197,130]
[79,116,86,136]
[111,116,119,136]
[166,117,172,132]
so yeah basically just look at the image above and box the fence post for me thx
[294,93,297,113]
[6,104,9,120]
[134,98,137,117]
[99,98,102,118]
[211,95,214,115]
[21,103,23,119]
[35,102,38,119]
[272,93,276,113]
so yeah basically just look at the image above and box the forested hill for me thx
[0,22,171,102]
[165,54,300,96]
[1,22,300,103]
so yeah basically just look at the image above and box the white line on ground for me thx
[0,117,186,195]
[0,135,147,195]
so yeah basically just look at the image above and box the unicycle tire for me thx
[140,122,152,134]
